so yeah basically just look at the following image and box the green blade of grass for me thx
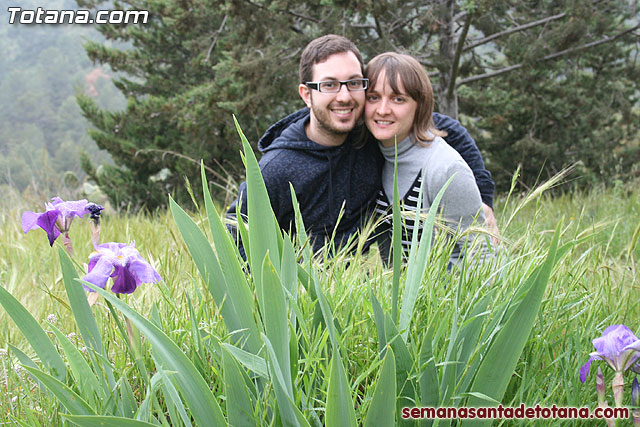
[155,368,192,427]
[82,281,227,426]
[261,252,292,396]
[313,267,338,350]
[0,285,66,382]
[221,343,268,379]
[399,175,455,340]
[222,346,257,427]
[58,247,105,359]
[419,329,439,411]
[463,223,562,426]
[234,116,281,304]
[364,346,397,427]
[457,293,511,399]
[456,293,492,376]
[391,144,402,322]
[281,234,298,304]
[22,365,95,415]
[135,370,166,423]
[262,334,311,427]
[405,155,427,267]
[185,292,203,362]
[626,218,640,260]
[370,289,387,356]
[384,312,416,414]
[236,195,252,264]
[9,344,43,389]
[282,236,299,371]
[49,323,102,404]
[61,415,156,426]
[170,196,259,352]
[290,185,320,327]
[440,266,466,407]
[453,292,493,395]
[326,347,357,427]
[290,183,312,263]
[201,163,262,353]
[288,322,299,391]
[118,373,138,419]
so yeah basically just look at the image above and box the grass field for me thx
[1,170,639,425]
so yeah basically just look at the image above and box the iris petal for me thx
[622,348,640,372]
[594,325,640,371]
[580,357,595,383]
[21,211,41,233]
[83,257,115,291]
[111,265,139,294]
[128,258,161,283]
[51,198,90,219]
[36,210,62,246]
[83,241,161,295]
[582,324,640,380]
[88,256,98,273]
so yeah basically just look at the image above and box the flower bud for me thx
[597,366,606,405]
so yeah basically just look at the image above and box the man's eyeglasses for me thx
[305,78,369,93]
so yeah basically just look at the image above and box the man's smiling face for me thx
[299,51,365,146]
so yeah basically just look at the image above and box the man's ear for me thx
[299,84,312,108]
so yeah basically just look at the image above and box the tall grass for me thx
[1,157,639,425]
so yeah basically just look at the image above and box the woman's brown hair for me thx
[365,52,445,143]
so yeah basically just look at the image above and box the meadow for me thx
[1,152,639,426]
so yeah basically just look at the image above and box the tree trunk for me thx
[436,0,459,119]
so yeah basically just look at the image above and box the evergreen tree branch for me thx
[458,64,523,86]
[458,23,640,87]
[542,23,639,61]
[463,12,567,51]
[416,55,439,69]
[205,15,227,63]
[453,10,468,23]
[240,0,320,23]
[349,23,377,30]
[285,10,320,23]
[389,13,421,32]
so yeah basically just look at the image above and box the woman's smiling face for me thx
[364,70,418,147]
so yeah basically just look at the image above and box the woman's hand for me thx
[482,203,500,247]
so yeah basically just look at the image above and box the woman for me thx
[364,52,488,266]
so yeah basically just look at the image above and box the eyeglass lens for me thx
[318,79,367,92]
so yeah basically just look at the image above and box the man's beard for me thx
[316,111,351,135]
[310,92,358,136]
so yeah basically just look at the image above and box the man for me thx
[228,34,495,255]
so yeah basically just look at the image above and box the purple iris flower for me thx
[21,197,103,246]
[580,324,640,383]
[83,242,161,294]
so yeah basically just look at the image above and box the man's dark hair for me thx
[299,34,364,84]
